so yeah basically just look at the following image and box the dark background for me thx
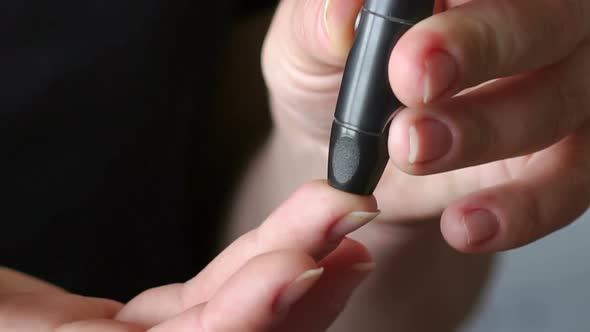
[0,0,274,302]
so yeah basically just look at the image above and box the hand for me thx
[263,0,590,253]
[0,182,379,331]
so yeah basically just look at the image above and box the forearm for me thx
[226,130,496,331]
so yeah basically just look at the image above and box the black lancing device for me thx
[328,0,435,195]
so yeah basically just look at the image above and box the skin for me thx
[259,0,590,252]
[228,0,590,330]
[0,182,378,331]
[2,0,589,330]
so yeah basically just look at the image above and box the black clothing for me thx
[0,0,273,301]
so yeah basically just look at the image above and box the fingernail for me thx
[330,211,381,240]
[423,50,457,104]
[462,210,499,246]
[275,268,324,314]
[324,0,362,55]
[408,119,452,164]
[350,262,376,272]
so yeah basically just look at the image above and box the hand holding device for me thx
[328,0,435,195]
[263,0,590,253]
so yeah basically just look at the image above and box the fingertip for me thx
[389,34,422,107]
[323,0,365,58]
[202,250,320,331]
[282,239,375,331]
[441,193,504,254]
[388,109,455,175]
[257,181,379,263]
[441,206,483,253]
[293,180,379,213]
[441,208,465,251]
[390,25,451,107]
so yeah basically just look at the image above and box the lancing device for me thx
[328,0,435,195]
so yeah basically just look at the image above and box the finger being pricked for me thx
[441,122,590,254]
[390,0,590,107]
[182,181,379,304]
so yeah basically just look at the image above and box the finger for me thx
[441,124,590,253]
[149,250,320,332]
[183,180,378,304]
[390,0,590,106]
[56,319,145,332]
[0,267,65,294]
[265,0,362,68]
[278,238,374,332]
[0,294,124,332]
[389,45,590,174]
[117,181,378,326]
[151,240,372,332]
[263,0,364,140]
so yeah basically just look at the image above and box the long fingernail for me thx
[462,210,499,246]
[275,268,324,314]
[324,0,363,55]
[423,50,457,104]
[408,119,452,164]
[330,211,381,240]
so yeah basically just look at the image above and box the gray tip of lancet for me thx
[327,121,390,196]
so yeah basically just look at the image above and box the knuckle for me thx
[234,230,261,258]
[460,0,519,80]
[463,13,506,81]
[481,1,517,75]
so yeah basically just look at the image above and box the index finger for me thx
[390,0,589,106]
[185,180,378,302]
[117,181,378,325]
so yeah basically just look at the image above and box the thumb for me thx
[263,0,364,141]
[265,0,362,66]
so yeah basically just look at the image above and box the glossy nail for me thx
[423,50,457,104]
[408,119,452,164]
[463,210,499,246]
